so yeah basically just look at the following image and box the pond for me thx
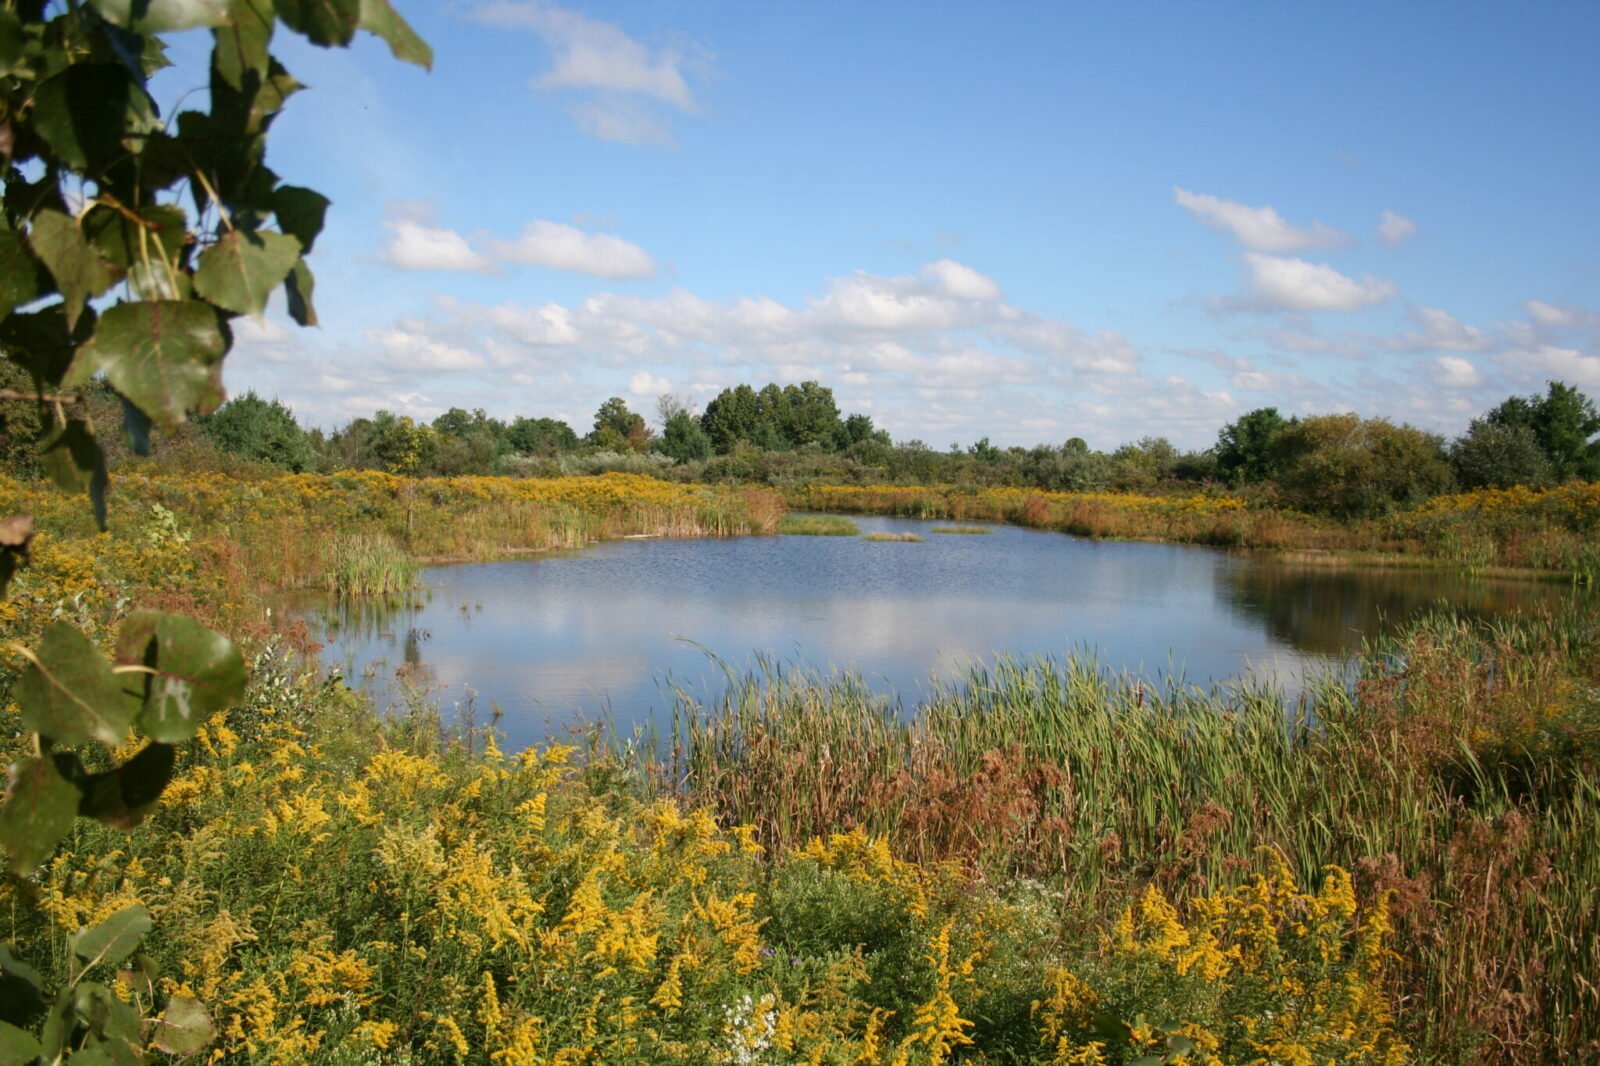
[309,514,1580,750]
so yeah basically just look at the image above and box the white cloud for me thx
[1241,253,1397,312]
[1377,210,1417,246]
[567,99,674,146]
[473,1,706,146]
[1173,187,1347,251]
[489,220,656,278]
[628,370,673,396]
[921,259,1002,301]
[1523,299,1600,330]
[1395,306,1493,352]
[811,271,974,333]
[1432,356,1484,389]
[1503,345,1600,389]
[365,324,487,371]
[382,219,495,273]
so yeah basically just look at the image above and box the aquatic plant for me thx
[777,514,860,536]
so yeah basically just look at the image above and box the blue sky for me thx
[202,1,1600,448]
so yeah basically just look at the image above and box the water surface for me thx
[311,515,1577,750]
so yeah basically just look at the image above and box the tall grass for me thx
[776,514,859,536]
[324,533,421,598]
[649,606,1600,1061]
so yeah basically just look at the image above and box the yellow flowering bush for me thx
[0,646,1412,1063]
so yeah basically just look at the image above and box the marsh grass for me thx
[863,532,924,542]
[929,526,991,534]
[652,605,1600,1060]
[324,533,421,598]
[777,514,859,536]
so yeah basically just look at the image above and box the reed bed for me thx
[651,607,1600,1061]
[776,514,860,536]
[863,532,924,542]
[324,533,421,598]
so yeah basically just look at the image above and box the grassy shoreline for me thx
[784,481,1600,582]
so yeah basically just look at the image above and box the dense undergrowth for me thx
[1,469,1597,1062]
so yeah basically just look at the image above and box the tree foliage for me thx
[1273,414,1454,517]
[0,0,430,1052]
[1484,381,1600,481]
[1215,407,1294,486]
[200,390,312,470]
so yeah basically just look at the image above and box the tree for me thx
[1273,415,1454,517]
[1215,407,1294,486]
[590,396,651,452]
[659,410,713,462]
[0,0,430,1051]
[361,411,437,475]
[778,380,842,448]
[1484,381,1600,481]
[833,412,889,449]
[200,391,314,471]
[508,416,578,456]
[701,384,762,453]
[1449,419,1554,489]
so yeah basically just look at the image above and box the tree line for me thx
[3,369,1595,518]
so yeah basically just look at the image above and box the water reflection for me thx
[302,515,1584,750]
[1214,562,1576,657]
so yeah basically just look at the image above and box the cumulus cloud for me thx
[1523,299,1600,330]
[1394,306,1493,352]
[811,268,983,333]
[472,1,707,146]
[489,220,656,278]
[1503,345,1600,389]
[1173,187,1347,252]
[921,259,1002,301]
[628,370,673,396]
[1377,210,1417,245]
[382,218,496,273]
[1241,253,1397,312]
[365,324,488,372]
[1432,356,1484,388]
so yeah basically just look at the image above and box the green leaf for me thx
[271,185,329,253]
[359,0,431,69]
[152,995,213,1055]
[36,414,109,529]
[284,257,316,327]
[194,230,300,317]
[77,743,176,829]
[0,945,45,1027]
[90,0,235,33]
[64,300,228,429]
[0,1021,41,1066]
[212,0,274,92]
[121,396,154,456]
[0,305,97,389]
[29,65,157,174]
[117,612,247,742]
[16,622,137,747]
[82,203,189,273]
[28,210,117,330]
[70,906,151,968]
[0,757,81,874]
[0,10,24,79]
[273,0,359,47]
[0,230,46,320]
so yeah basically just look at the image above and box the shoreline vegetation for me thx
[1,469,1598,1061]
